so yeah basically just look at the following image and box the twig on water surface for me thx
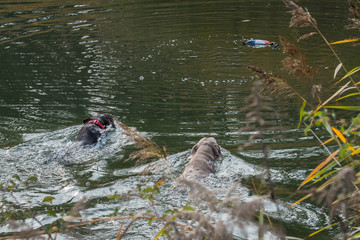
[116,223,124,240]
[117,213,145,240]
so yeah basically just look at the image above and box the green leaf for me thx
[47,210,57,217]
[323,121,334,139]
[313,169,340,184]
[336,93,360,101]
[109,207,119,217]
[308,222,339,237]
[310,158,344,184]
[43,196,55,204]
[107,195,122,200]
[56,219,65,229]
[153,227,166,240]
[142,187,153,193]
[182,206,194,211]
[165,209,174,214]
[12,175,20,181]
[26,176,38,182]
[298,150,339,190]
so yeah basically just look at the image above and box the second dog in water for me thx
[181,137,221,180]
[73,113,116,147]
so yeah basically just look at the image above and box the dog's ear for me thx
[190,144,199,156]
[108,117,116,128]
[213,144,221,161]
[105,115,116,128]
[82,118,91,124]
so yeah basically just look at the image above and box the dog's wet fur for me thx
[73,113,115,147]
[181,137,221,180]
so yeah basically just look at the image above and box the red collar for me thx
[87,120,105,129]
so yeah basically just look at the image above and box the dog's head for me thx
[190,137,221,161]
[83,113,116,128]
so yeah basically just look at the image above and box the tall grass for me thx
[250,0,360,238]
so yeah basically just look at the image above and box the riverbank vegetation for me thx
[251,0,360,238]
[1,0,360,239]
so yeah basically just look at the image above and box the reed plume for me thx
[173,178,284,240]
[247,65,308,104]
[311,167,360,239]
[238,81,286,239]
[280,37,317,80]
[312,168,359,220]
[239,80,275,149]
[118,121,167,166]
[282,0,317,28]
[297,32,318,42]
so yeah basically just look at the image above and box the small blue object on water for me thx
[243,39,278,49]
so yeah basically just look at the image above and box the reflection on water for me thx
[0,0,355,239]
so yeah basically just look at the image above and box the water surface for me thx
[0,0,357,239]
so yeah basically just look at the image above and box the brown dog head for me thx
[190,137,221,161]
[181,137,222,180]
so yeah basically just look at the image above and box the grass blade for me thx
[331,127,346,143]
[331,127,359,155]
[153,227,166,240]
[322,137,334,145]
[314,80,351,114]
[336,92,360,101]
[334,63,342,79]
[290,193,312,207]
[312,169,340,184]
[292,175,338,207]
[324,106,360,111]
[308,222,339,237]
[330,38,360,45]
[298,149,339,190]
[336,66,360,85]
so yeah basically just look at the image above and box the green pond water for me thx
[0,0,359,239]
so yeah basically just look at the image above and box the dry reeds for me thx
[170,178,284,240]
[310,167,360,239]
[280,37,317,80]
[240,80,286,224]
[247,66,307,103]
[312,168,359,220]
[239,80,275,149]
[118,121,167,166]
[283,0,317,28]
[118,121,174,176]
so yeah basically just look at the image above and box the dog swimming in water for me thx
[72,113,116,147]
[181,137,221,180]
